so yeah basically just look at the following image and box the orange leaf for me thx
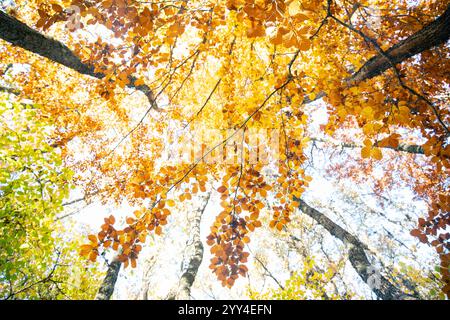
[88,251,98,262]
[80,244,92,256]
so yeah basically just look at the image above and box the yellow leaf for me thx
[167,199,176,207]
[363,123,373,135]
[361,146,371,158]
[362,106,374,120]
[288,0,301,16]
[371,147,383,160]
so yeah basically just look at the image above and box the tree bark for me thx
[167,193,210,300]
[95,257,121,300]
[347,4,450,85]
[0,10,157,107]
[294,197,416,300]
[141,256,157,300]
[0,85,19,95]
[310,137,426,156]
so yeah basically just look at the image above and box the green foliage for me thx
[0,98,101,299]
[393,262,446,300]
[249,258,355,300]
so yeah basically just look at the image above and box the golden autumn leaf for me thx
[283,31,298,48]
[361,147,371,159]
[361,106,374,120]
[217,186,227,193]
[79,244,92,256]
[288,0,301,16]
[297,39,311,51]
[371,147,383,160]
[246,22,265,38]
[88,251,98,262]
[167,199,176,207]
[270,31,283,45]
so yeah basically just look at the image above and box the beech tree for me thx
[0,0,448,299]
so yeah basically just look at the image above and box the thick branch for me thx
[95,257,121,300]
[310,137,426,156]
[0,10,157,107]
[347,5,450,85]
[302,6,450,106]
[0,85,19,95]
[294,197,416,300]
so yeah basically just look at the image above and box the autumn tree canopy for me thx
[0,0,449,300]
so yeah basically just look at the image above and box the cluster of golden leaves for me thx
[207,165,268,287]
[226,0,315,50]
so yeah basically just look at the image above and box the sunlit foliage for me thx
[0,0,448,297]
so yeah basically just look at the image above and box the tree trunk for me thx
[0,11,156,106]
[141,256,157,300]
[95,257,121,300]
[167,193,210,300]
[294,197,416,300]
